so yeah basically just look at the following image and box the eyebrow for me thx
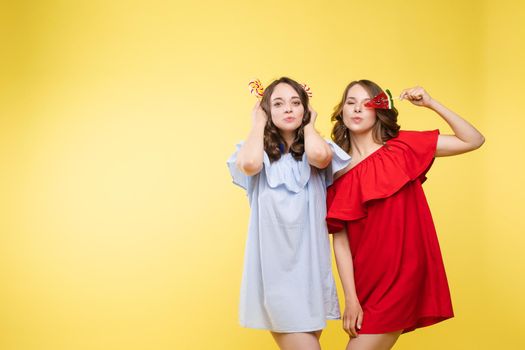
[271,96,300,102]
[346,96,370,101]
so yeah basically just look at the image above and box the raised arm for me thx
[235,101,267,176]
[304,105,333,168]
[400,87,485,157]
[333,229,363,337]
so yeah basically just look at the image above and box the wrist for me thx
[253,118,267,128]
[426,98,440,110]
[344,293,359,303]
[304,123,316,132]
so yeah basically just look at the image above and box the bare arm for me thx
[304,105,332,168]
[333,229,363,337]
[235,101,267,176]
[400,87,485,157]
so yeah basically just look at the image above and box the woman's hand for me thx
[400,86,433,108]
[308,104,318,125]
[251,100,268,125]
[342,297,364,338]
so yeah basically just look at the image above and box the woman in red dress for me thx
[327,80,484,350]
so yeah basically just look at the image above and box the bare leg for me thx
[345,330,402,350]
[271,330,322,350]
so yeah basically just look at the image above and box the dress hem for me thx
[240,317,340,333]
[357,314,454,335]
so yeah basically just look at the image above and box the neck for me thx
[349,130,382,157]
[279,130,296,152]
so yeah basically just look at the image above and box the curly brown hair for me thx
[331,80,400,153]
[260,77,311,162]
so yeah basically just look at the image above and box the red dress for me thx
[326,130,454,334]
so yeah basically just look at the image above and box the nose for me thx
[354,101,362,113]
[284,104,293,113]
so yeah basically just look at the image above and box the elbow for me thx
[477,134,486,149]
[471,134,485,150]
[236,158,262,176]
[461,133,485,153]
[308,148,332,168]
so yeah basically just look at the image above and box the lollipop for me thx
[248,79,313,99]
[300,83,313,98]
[248,79,264,98]
[364,89,395,109]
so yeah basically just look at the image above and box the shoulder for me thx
[390,129,439,143]
[391,130,439,142]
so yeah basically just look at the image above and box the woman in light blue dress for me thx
[227,77,351,349]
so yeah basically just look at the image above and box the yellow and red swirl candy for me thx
[300,83,313,98]
[248,79,264,98]
[248,79,313,99]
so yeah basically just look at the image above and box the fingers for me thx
[251,100,268,124]
[399,89,408,100]
[343,314,358,338]
[342,303,363,338]
[399,86,432,107]
[400,87,424,101]
[357,311,363,331]
[349,321,358,338]
[343,314,350,335]
[251,101,261,116]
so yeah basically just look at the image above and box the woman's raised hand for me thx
[400,86,433,107]
[308,104,318,125]
[251,100,268,125]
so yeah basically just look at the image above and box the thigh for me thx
[271,331,322,350]
[346,330,402,350]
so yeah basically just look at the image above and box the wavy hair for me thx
[331,80,400,153]
[260,77,311,162]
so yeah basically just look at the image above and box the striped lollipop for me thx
[248,79,264,98]
[300,83,313,98]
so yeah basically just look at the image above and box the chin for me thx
[277,123,301,132]
[348,126,374,134]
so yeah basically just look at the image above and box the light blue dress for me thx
[227,141,351,332]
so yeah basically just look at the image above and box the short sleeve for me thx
[323,140,351,187]
[392,130,440,182]
[226,142,253,191]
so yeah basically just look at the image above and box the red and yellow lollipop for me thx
[248,79,265,98]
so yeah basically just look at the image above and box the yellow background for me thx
[0,1,523,349]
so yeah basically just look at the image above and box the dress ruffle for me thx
[325,140,352,187]
[228,140,351,194]
[262,150,311,193]
[326,130,439,232]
